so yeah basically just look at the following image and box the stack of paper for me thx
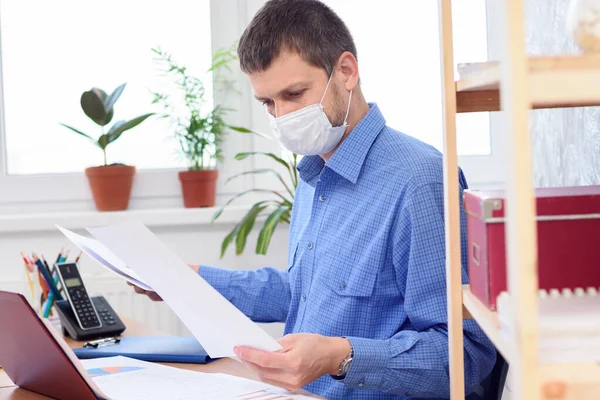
[57,222,282,358]
[497,289,600,363]
[81,356,320,400]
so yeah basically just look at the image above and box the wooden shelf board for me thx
[463,285,600,399]
[456,55,600,113]
[461,285,515,364]
[540,363,600,400]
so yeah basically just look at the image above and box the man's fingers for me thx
[235,346,288,369]
[148,292,163,301]
[133,286,146,294]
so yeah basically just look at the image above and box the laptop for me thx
[0,290,108,400]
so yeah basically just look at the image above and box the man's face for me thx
[249,50,346,126]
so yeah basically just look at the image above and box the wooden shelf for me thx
[456,55,600,113]
[540,363,600,400]
[461,285,515,364]
[463,285,600,399]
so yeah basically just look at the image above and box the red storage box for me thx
[464,185,600,310]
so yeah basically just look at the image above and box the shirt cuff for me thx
[198,265,233,299]
[341,336,389,390]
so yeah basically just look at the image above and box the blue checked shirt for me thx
[200,103,496,399]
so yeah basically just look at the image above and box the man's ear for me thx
[337,51,359,91]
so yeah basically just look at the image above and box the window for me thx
[319,0,504,187]
[0,0,213,175]
[0,0,257,213]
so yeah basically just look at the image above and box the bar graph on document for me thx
[236,389,310,399]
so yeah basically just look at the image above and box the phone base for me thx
[55,296,126,341]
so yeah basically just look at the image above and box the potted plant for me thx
[213,128,298,257]
[151,46,237,208]
[60,83,154,211]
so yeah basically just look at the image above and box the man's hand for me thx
[234,333,351,392]
[127,281,163,301]
[127,264,200,302]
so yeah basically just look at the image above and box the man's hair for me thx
[238,0,357,75]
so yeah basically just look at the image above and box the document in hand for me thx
[57,222,282,358]
[56,225,152,291]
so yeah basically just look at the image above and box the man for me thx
[134,0,496,398]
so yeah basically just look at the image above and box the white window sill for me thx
[0,205,251,234]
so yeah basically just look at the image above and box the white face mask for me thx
[267,74,353,156]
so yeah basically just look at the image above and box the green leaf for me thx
[228,126,273,141]
[220,202,270,259]
[220,227,238,260]
[97,134,110,150]
[212,189,290,223]
[226,168,294,198]
[234,202,270,256]
[81,89,109,126]
[234,152,291,174]
[106,113,155,144]
[59,123,94,141]
[256,205,289,255]
[104,83,126,114]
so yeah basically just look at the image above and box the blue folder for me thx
[73,336,215,364]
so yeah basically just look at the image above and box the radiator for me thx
[0,276,190,336]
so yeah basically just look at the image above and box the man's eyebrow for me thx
[254,82,311,101]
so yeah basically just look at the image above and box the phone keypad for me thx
[96,306,116,325]
[70,288,101,329]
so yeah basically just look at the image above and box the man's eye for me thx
[288,91,304,98]
[262,99,274,107]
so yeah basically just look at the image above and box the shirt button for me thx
[319,194,326,202]
[358,379,365,388]
[307,242,313,250]
[339,282,346,290]
[302,294,307,301]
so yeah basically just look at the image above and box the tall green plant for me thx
[60,83,154,166]
[151,45,237,171]
[213,127,298,257]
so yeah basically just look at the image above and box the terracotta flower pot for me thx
[85,165,136,211]
[178,169,218,208]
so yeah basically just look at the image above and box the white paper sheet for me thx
[86,221,282,358]
[81,356,320,400]
[56,225,153,291]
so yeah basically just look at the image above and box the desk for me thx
[0,317,260,399]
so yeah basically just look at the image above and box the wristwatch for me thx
[336,342,354,377]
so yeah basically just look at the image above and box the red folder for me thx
[0,291,101,400]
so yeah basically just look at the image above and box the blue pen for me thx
[42,273,61,318]
[34,257,63,301]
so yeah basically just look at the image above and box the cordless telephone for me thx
[56,263,102,330]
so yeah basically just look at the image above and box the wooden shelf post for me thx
[438,1,465,399]
[498,0,541,399]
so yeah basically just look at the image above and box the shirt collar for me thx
[297,103,386,185]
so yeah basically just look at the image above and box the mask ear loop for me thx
[320,72,335,105]
[343,90,353,125]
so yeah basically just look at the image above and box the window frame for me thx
[0,0,261,213]
[456,1,507,189]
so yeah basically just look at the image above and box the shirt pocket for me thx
[320,263,378,298]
